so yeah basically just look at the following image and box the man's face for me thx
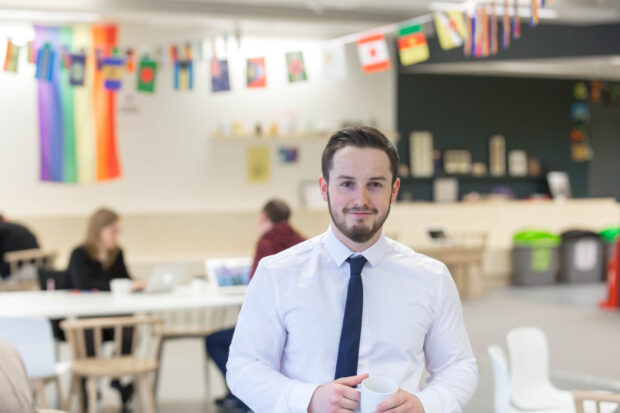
[319,146,400,244]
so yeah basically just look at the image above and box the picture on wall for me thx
[247,145,271,183]
[247,57,266,88]
[211,58,230,92]
[285,51,307,83]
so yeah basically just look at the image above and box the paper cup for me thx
[110,279,132,295]
[360,377,398,413]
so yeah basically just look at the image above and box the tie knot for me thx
[346,255,367,276]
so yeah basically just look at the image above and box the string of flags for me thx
[3,0,552,94]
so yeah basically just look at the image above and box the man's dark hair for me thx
[321,127,400,184]
[262,199,291,223]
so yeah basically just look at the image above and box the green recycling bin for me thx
[512,230,560,286]
[600,226,620,281]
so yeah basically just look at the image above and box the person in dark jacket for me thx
[67,207,144,407]
[0,214,40,278]
[207,199,305,410]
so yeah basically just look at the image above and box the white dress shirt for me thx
[227,226,478,413]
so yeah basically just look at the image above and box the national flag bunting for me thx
[35,44,55,81]
[513,0,522,39]
[434,11,466,50]
[174,60,193,91]
[397,25,429,66]
[137,58,157,93]
[502,0,511,48]
[357,33,391,74]
[101,57,124,90]
[69,54,86,86]
[531,0,540,26]
[4,39,20,73]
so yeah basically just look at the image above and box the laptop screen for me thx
[206,258,252,287]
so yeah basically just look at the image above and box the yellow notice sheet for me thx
[247,146,271,183]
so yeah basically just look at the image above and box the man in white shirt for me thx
[227,127,478,413]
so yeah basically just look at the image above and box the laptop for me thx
[204,257,252,294]
[143,263,187,293]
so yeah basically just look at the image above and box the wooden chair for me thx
[572,390,620,413]
[417,231,488,298]
[1,249,57,291]
[153,305,241,403]
[60,315,163,413]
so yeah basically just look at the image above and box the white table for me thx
[0,287,245,318]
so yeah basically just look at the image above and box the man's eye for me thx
[341,181,352,188]
[369,182,382,188]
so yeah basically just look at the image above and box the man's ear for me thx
[319,176,328,202]
[391,177,400,203]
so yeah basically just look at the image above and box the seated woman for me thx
[66,207,145,407]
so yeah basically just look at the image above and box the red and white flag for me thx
[357,33,391,74]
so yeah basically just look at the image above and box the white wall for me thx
[0,22,396,217]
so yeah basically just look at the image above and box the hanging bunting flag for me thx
[247,57,266,88]
[35,44,55,81]
[513,0,522,39]
[210,58,230,92]
[125,48,136,72]
[357,33,391,74]
[69,54,86,86]
[60,45,72,69]
[174,60,193,91]
[471,12,477,56]
[137,58,157,93]
[502,0,511,48]
[27,41,36,64]
[464,12,472,57]
[3,39,20,72]
[491,1,499,55]
[169,44,178,65]
[433,11,466,50]
[531,0,540,26]
[285,51,307,83]
[101,57,124,90]
[197,40,204,61]
[474,7,483,57]
[153,45,164,66]
[398,25,429,66]
[184,42,193,61]
[322,44,347,80]
[482,4,490,57]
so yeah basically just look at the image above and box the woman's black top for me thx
[67,246,130,290]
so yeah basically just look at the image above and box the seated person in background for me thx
[67,207,144,406]
[0,213,40,279]
[67,207,144,291]
[207,199,305,410]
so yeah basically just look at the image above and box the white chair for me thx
[488,345,568,413]
[507,327,617,413]
[0,317,72,409]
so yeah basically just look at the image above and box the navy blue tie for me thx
[334,255,367,379]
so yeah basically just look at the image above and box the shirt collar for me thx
[323,225,388,268]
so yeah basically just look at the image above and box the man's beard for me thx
[327,191,391,243]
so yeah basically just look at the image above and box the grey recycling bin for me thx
[559,230,604,283]
[512,230,560,286]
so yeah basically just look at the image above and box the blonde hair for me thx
[84,207,120,268]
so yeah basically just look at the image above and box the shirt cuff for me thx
[288,381,320,413]
[413,389,441,413]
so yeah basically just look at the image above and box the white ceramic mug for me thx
[360,377,398,413]
[110,278,132,296]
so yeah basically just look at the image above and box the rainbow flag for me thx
[35,25,121,183]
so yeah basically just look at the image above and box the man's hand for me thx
[375,389,424,412]
[308,373,369,413]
